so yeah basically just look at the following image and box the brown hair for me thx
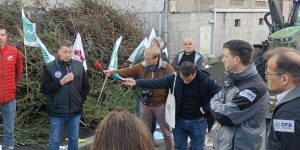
[263,47,300,85]
[90,111,154,150]
[179,61,196,77]
[0,24,6,30]
[59,40,73,50]
[223,40,254,66]
[0,24,7,34]
[144,47,161,59]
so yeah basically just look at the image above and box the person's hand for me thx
[122,78,136,86]
[60,73,74,85]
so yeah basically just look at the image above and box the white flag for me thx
[36,37,55,63]
[22,8,55,63]
[108,36,122,71]
[162,48,168,58]
[72,33,87,71]
[128,37,147,63]
[145,28,156,48]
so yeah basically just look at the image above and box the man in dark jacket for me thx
[41,40,90,150]
[171,37,205,71]
[122,61,220,150]
[264,47,300,150]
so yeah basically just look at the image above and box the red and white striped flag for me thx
[73,33,87,71]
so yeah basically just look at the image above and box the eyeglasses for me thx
[265,70,283,79]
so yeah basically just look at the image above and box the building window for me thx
[259,18,264,25]
[235,19,241,27]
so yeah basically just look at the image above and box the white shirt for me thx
[277,88,294,103]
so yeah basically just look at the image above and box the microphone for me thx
[94,60,105,74]
[65,62,72,73]
[112,73,125,81]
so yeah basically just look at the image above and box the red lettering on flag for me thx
[74,50,85,62]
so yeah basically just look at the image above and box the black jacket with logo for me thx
[266,86,300,150]
[41,59,90,117]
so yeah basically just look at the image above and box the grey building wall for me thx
[167,12,212,60]
[167,0,270,62]
[103,0,166,37]
[215,0,268,8]
[213,12,269,59]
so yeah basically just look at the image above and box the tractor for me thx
[254,0,300,79]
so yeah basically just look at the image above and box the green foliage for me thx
[0,0,143,147]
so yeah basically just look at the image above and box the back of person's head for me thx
[144,47,161,59]
[179,61,196,77]
[223,40,254,66]
[263,47,300,85]
[150,37,164,49]
[90,111,154,150]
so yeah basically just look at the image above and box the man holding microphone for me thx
[41,40,90,150]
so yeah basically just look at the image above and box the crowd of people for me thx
[1,22,300,150]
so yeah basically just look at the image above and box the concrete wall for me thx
[167,0,270,61]
[215,0,268,8]
[170,0,213,12]
[214,12,269,58]
[167,12,212,60]
[103,0,166,36]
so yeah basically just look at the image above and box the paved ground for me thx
[0,136,41,150]
[153,130,214,150]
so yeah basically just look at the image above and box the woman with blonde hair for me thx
[90,111,154,150]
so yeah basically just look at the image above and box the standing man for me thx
[0,24,23,150]
[41,40,90,150]
[210,40,269,150]
[150,37,168,62]
[131,36,167,118]
[264,48,300,150]
[105,47,175,150]
[171,37,204,71]
[122,61,221,150]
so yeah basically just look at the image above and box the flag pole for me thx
[96,76,108,105]
[23,45,29,94]
[17,25,29,94]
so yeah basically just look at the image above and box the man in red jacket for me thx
[0,24,23,150]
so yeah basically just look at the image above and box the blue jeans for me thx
[48,115,80,150]
[173,117,207,150]
[151,116,156,135]
[0,99,16,149]
[136,98,141,118]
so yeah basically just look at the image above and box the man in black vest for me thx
[41,40,90,150]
